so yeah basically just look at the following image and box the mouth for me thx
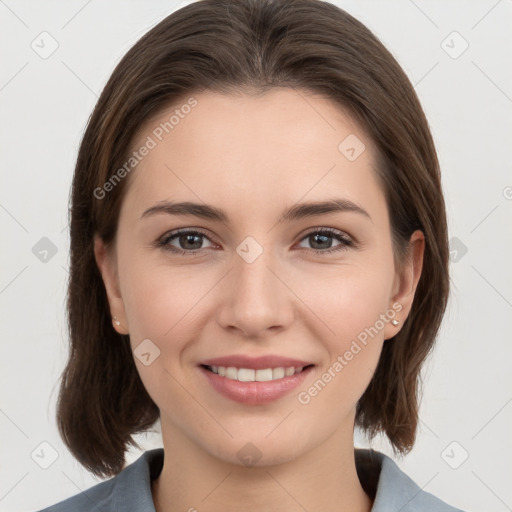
[198,358,315,405]
[200,364,314,382]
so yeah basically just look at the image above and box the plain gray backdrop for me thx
[1,1,511,511]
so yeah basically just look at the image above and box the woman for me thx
[38,0,466,510]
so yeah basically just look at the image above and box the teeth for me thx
[238,368,255,382]
[256,368,273,381]
[208,365,307,382]
[285,367,295,377]
[225,367,238,379]
[272,367,285,379]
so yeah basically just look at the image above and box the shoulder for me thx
[35,449,164,512]
[355,449,467,512]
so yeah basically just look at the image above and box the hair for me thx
[58,0,450,478]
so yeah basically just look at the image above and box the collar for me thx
[112,448,463,511]
[42,448,464,511]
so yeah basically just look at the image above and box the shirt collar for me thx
[108,448,462,512]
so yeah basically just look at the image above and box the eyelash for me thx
[154,227,355,256]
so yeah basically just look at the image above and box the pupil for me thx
[311,233,331,249]
[181,234,201,249]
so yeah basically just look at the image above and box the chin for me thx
[204,433,308,469]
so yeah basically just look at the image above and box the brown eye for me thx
[156,229,215,255]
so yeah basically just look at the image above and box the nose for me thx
[216,242,295,339]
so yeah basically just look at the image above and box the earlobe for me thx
[93,234,129,334]
[384,230,425,340]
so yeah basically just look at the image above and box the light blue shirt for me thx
[37,448,465,511]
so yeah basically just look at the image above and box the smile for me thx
[199,361,315,405]
[203,365,311,382]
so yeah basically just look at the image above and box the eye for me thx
[155,228,216,255]
[155,227,355,256]
[297,228,355,254]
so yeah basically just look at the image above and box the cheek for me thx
[117,257,212,408]
[304,263,395,341]
[121,263,204,343]
[295,275,391,418]
[117,247,222,365]
[298,263,394,392]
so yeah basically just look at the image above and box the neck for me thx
[152,421,373,512]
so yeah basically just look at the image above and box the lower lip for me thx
[199,365,314,405]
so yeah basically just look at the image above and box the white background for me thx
[1,1,511,511]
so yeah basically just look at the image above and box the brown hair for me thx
[58,0,449,478]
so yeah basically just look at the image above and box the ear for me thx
[93,234,129,335]
[383,229,425,340]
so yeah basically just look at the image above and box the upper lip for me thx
[200,355,314,370]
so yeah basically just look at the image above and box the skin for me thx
[95,88,424,512]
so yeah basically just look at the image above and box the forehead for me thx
[121,88,385,222]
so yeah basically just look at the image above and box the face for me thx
[95,88,423,467]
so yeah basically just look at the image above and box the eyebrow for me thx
[140,198,371,224]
